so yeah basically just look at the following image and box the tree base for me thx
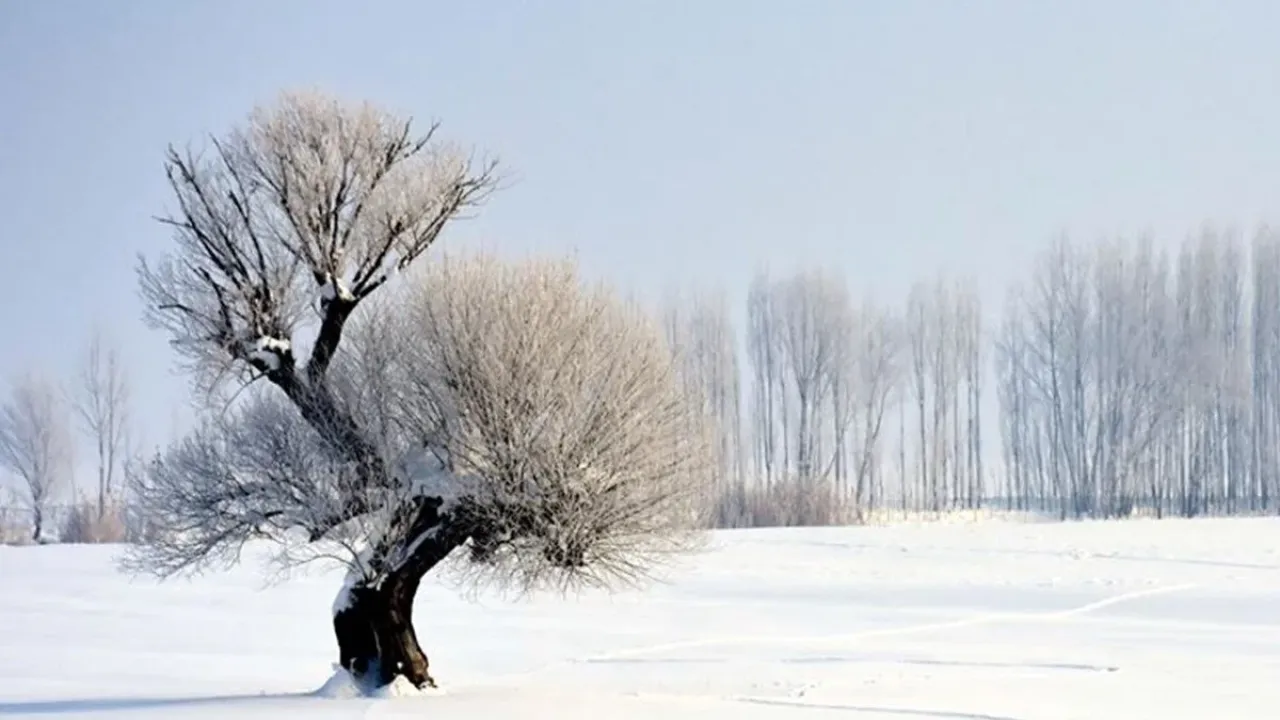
[333,580,435,692]
[316,666,448,699]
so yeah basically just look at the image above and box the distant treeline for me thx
[665,228,1280,527]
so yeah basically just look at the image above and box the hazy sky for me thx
[4,0,1280,473]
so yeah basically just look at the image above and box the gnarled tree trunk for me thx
[332,505,471,692]
[334,572,433,690]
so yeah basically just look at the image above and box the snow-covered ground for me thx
[1,516,1278,719]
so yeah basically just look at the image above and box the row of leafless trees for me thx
[0,333,133,542]
[665,228,1280,526]
[664,270,984,527]
[998,230,1280,518]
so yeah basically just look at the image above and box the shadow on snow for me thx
[0,692,324,715]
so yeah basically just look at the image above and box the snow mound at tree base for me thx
[313,666,448,699]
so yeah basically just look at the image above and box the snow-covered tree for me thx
[0,373,73,542]
[128,92,714,692]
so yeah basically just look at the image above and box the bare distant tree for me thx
[747,271,785,488]
[899,277,983,513]
[128,92,711,693]
[843,303,904,516]
[954,282,982,509]
[1250,228,1280,511]
[0,374,73,542]
[748,271,844,488]
[71,331,131,517]
[905,283,932,510]
[663,287,744,526]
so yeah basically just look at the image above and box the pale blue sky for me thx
[4,0,1280,461]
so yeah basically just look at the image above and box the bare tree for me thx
[775,271,846,486]
[1251,228,1280,511]
[842,303,904,516]
[132,90,494,690]
[663,287,745,526]
[128,92,711,693]
[71,331,131,518]
[0,374,73,542]
[132,253,711,689]
[747,271,785,488]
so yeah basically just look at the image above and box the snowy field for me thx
[2,517,1278,719]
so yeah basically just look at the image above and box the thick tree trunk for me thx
[328,495,472,693]
[333,573,434,690]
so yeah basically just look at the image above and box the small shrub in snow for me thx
[720,479,859,528]
[59,499,129,544]
[0,506,29,546]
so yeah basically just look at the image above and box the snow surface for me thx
[1,516,1278,719]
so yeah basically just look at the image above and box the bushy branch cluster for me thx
[137,90,498,391]
[122,394,366,577]
[391,255,713,592]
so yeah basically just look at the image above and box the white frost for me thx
[371,448,475,574]
[332,542,377,618]
[331,576,356,617]
[247,336,291,370]
[318,274,355,305]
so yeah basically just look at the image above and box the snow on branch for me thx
[246,336,292,372]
